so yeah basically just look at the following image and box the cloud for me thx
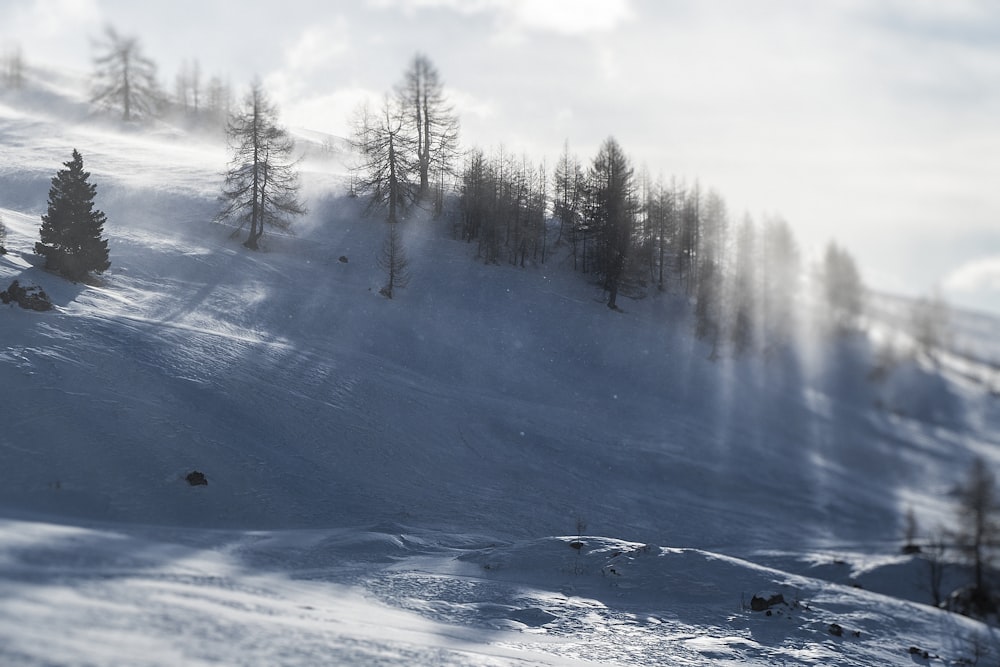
[945,257,1000,294]
[285,21,351,74]
[0,0,102,66]
[365,0,633,34]
[279,87,382,138]
[505,0,633,34]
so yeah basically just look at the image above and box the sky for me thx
[1,0,999,313]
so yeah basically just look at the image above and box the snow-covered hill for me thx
[2,72,1000,665]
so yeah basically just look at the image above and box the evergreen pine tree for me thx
[35,149,111,281]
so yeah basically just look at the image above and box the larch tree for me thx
[91,25,161,122]
[911,289,950,364]
[819,241,865,333]
[2,44,25,89]
[397,54,459,201]
[205,75,232,123]
[954,457,1000,611]
[174,59,202,115]
[35,149,110,280]
[694,191,728,355]
[729,215,758,355]
[352,95,417,224]
[553,142,585,268]
[760,215,800,347]
[585,137,636,310]
[378,222,410,299]
[217,80,305,250]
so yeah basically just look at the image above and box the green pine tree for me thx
[35,149,111,281]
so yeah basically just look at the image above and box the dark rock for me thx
[185,471,208,486]
[1,280,53,311]
[908,646,929,659]
[569,540,584,550]
[338,256,349,263]
[508,608,557,627]
[750,593,785,612]
[829,623,843,637]
[901,543,922,555]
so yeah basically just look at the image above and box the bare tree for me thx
[352,95,417,224]
[174,59,202,115]
[553,141,585,266]
[397,54,459,200]
[205,75,232,122]
[90,25,161,122]
[760,215,800,348]
[217,80,305,250]
[728,215,757,355]
[924,532,947,608]
[585,137,637,310]
[2,45,25,89]
[378,222,409,299]
[953,457,1000,610]
[911,289,950,365]
[819,240,865,333]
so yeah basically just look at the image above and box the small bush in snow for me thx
[1,280,52,311]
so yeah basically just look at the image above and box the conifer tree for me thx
[35,150,111,280]
[352,95,417,224]
[819,241,865,333]
[584,137,637,310]
[954,457,1000,612]
[217,80,305,250]
[91,26,161,122]
[378,222,409,299]
[397,54,459,200]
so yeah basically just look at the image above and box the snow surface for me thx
[2,71,1000,665]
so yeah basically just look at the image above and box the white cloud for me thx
[365,0,633,34]
[945,257,1000,294]
[285,21,351,74]
[506,0,633,34]
[280,87,382,138]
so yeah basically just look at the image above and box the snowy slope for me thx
[2,72,1000,665]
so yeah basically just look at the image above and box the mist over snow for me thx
[2,56,1000,667]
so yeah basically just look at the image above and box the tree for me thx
[584,137,637,310]
[953,457,1000,610]
[820,241,865,333]
[2,45,25,90]
[397,54,459,200]
[760,215,800,347]
[34,149,110,280]
[647,178,677,292]
[694,191,728,355]
[174,59,202,115]
[352,95,417,224]
[378,222,409,299]
[90,25,161,122]
[217,81,305,250]
[205,75,232,123]
[925,533,947,608]
[553,142,585,269]
[729,215,757,355]
[911,290,950,364]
